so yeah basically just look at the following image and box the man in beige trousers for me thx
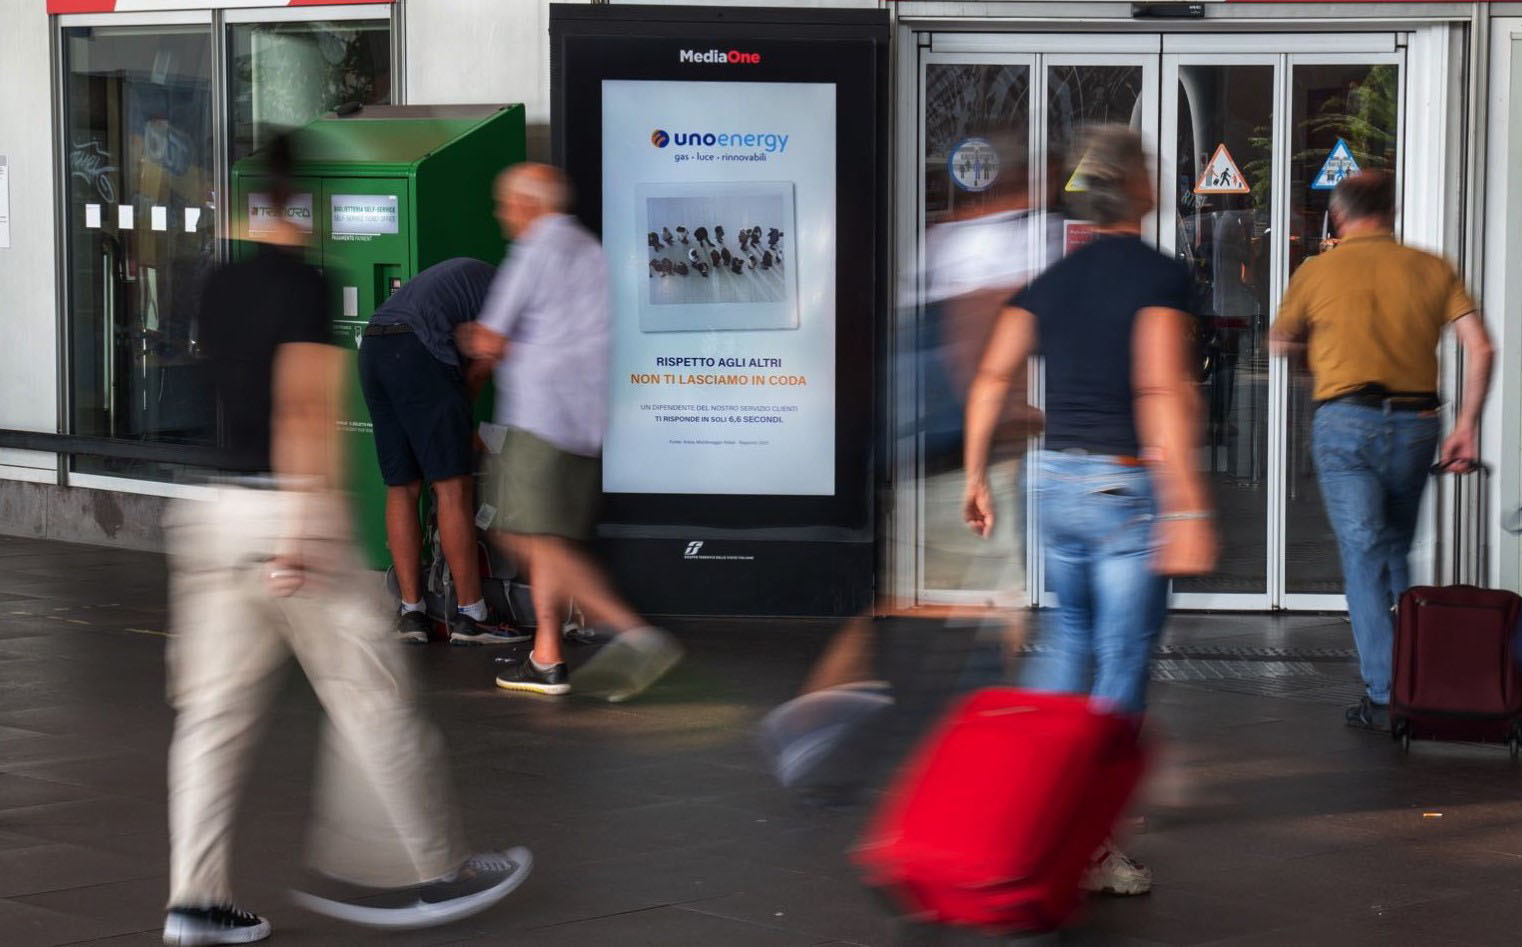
[162,134,529,946]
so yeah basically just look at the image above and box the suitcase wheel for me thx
[1391,717,1411,753]
[1510,734,1520,763]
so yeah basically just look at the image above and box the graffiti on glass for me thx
[70,140,118,204]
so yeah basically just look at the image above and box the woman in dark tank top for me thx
[961,124,1217,898]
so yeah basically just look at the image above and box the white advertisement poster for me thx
[601,79,836,496]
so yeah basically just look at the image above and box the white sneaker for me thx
[1080,841,1152,896]
[570,627,684,702]
[291,848,532,930]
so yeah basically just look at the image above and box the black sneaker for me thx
[449,611,530,646]
[1345,696,1390,731]
[494,657,570,695]
[395,609,432,645]
[163,903,271,945]
[291,848,531,930]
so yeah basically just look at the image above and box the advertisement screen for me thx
[601,80,836,496]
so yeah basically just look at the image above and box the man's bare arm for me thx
[266,341,345,593]
[270,342,344,488]
[1268,324,1306,357]
[1439,311,1494,466]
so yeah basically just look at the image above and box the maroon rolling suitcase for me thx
[1390,464,1522,756]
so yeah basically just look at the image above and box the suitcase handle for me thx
[1431,460,1487,476]
[1430,461,1493,582]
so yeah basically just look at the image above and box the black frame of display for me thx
[550,5,889,616]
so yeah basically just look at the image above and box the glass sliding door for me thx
[917,55,1034,601]
[909,31,1408,610]
[61,20,218,480]
[57,8,393,486]
[1281,59,1402,603]
[1161,56,1278,606]
[913,38,1158,605]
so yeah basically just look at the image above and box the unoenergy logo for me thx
[649,128,789,153]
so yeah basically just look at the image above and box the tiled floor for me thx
[1,535,1520,946]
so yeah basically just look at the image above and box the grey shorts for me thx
[488,428,601,540]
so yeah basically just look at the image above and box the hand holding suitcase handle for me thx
[1431,459,1486,475]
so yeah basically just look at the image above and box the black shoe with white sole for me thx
[395,609,432,644]
[163,903,271,945]
[291,848,532,930]
[449,612,530,646]
[494,657,570,695]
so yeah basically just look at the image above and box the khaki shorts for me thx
[488,428,601,540]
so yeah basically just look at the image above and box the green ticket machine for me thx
[231,104,526,569]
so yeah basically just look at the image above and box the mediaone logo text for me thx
[679,48,761,65]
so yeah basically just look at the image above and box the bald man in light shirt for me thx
[458,164,683,701]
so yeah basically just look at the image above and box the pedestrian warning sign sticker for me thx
[1065,151,1096,192]
[1311,138,1361,190]
[1194,143,1249,195]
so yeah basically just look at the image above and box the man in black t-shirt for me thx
[161,135,528,946]
[358,258,522,646]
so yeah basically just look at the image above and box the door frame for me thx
[1157,49,1281,611]
[902,28,1421,611]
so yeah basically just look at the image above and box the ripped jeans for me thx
[1023,450,1169,715]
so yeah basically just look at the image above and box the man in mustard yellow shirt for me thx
[1271,171,1493,731]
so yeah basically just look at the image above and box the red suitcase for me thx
[854,688,1146,933]
[1391,584,1522,756]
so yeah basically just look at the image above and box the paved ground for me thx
[2,536,1522,946]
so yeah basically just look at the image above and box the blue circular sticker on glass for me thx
[948,137,1000,193]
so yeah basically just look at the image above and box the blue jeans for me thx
[1312,402,1441,705]
[1024,451,1170,715]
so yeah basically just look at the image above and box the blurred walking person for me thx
[162,134,529,946]
[1269,170,1493,731]
[962,125,1216,896]
[458,163,682,701]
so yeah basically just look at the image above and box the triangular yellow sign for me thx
[1064,151,1096,193]
[1194,143,1249,195]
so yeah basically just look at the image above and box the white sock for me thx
[401,600,425,614]
[459,599,488,621]
[530,655,559,671]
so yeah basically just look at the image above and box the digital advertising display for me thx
[552,5,888,616]
[603,81,834,495]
